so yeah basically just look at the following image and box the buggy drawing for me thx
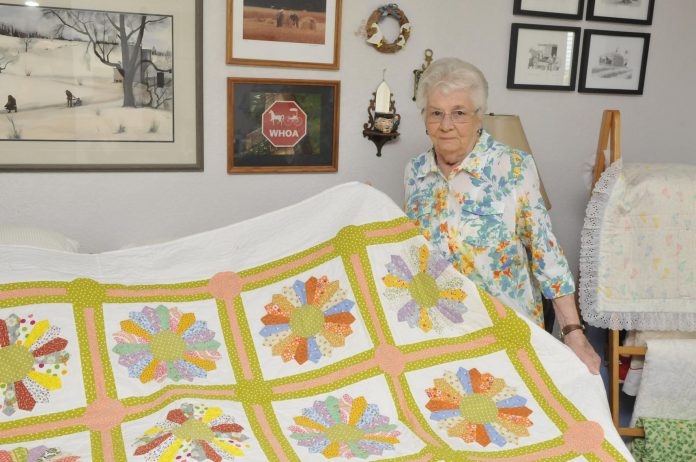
[286,107,302,126]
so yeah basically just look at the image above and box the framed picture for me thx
[578,29,650,94]
[0,0,203,171]
[227,78,339,173]
[586,0,655,25]
[513,0,585,20]
[507,23,581,91]
[226,0,342,69]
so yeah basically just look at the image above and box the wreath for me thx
[365,4,411,53]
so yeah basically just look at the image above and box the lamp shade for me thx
[481,114,551,210]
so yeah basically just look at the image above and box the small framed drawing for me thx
[507,23,581,91]
[513,0,585,20]
[226,0,342,69]
[578,29,650,94]
[227,78,340,173]
[586,0,655,25]
[0,0,203,171]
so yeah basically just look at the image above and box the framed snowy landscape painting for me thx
[0,0,203,171]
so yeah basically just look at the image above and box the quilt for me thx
[0,182,631,461]
[579,161,696,331]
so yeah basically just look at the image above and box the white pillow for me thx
[0,225,80,252]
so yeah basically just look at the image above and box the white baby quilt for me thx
[580,161,696,331]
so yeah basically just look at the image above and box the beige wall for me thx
[1,0,694,280]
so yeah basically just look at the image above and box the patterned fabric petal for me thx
[307,337,322,363]
[457,367,473,394]
[386,255,413,281]
[293,280,307,305]
[323,299,355,316]
[397,300,418,323]
[484,423,507,447]
[426,253,451,279]
[436,301,464,323]
[128,311,158,335]
[0,319,9,347]
[496,396,527,409]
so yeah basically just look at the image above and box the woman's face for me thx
[425,87,482,171]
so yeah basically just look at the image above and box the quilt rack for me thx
[591,109,646,438]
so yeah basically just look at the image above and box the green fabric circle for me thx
[0,344,34,384]
[289,305,325,338]
[325,423,366,443]
[172,418,215,441]
[409,272,440,307]
[459,393,499,424]
[148,330,187,362]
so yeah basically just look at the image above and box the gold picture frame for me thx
[226,0,341,69]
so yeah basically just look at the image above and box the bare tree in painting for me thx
[22,36,34,53]
[44,9,170,108]
[0,49,18,73]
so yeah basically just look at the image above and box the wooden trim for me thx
[595,110,646,438]
[619,427,646,437]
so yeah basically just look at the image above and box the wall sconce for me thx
[481,113,552,209]
[412,49,433,101]
[363,73,400,157]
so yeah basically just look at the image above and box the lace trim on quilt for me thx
[579,160,696,331]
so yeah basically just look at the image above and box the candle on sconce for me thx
[363,70,401,156]
[375,80,391,114]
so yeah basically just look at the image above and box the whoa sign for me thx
[261,100,307,148]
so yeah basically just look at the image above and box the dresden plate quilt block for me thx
[0,183,631,461]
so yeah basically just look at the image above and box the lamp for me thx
[481,114,551,210]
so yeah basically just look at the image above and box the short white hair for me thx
[416,57,489,115]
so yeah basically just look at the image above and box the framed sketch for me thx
[507,23,581,91]
[226,0,342,69]
[227,78,339,173]
[513,0,585,20]
[0,0,203,171]
[578,29,650,94]
[586,0,655,25]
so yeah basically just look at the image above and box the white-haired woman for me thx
[405,57,600,374]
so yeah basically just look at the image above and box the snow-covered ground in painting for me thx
[0,35,172,141]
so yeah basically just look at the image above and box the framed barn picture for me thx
[507,23,581,91]
[226,0,342,69]
[578,29,650,94]
[227,77,340,173]
[586,0,655,25]
[0,0,203,171]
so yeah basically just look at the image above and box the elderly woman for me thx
[405,57,600,374]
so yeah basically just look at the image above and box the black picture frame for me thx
[578,29,650,94]
[227,77,340,173]
[507,23,581,91]
[513,0,585,20]
[586,0,655,25]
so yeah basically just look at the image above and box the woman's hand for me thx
[552,294,601,375]
[562,329,601,374]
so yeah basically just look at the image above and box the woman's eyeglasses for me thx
[425,108,479,125]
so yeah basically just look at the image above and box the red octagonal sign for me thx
[261,100,307,148]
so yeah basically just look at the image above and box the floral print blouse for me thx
[404,129,575,326]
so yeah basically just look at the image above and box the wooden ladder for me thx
[593,109,646,438]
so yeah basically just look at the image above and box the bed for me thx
[0,183,631,461]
